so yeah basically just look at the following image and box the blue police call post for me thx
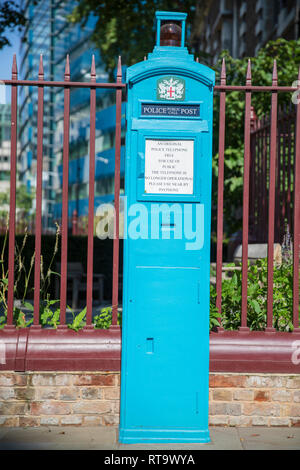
[119,11,215,444]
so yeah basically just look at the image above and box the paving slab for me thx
[0,426,299,450]
[237,427,300,450]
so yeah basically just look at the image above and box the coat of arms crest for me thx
[157,76,185,101]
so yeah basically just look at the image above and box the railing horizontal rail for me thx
[214,85,297,92]
[1,79,126,89]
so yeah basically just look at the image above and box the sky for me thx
[0,31,21,104]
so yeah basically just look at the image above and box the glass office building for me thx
[19,0,125,231]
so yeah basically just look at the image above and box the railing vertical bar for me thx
[292,68,300,332]
[249,110,255,238]
[275,108,281,242]
[266,61,278,332]
[216,58,226,324]
[287,107,293,229]
[59,56,70,327]
[33,55,44,327]
[264,116,269,241]
[86,56,96,327]
[256,124,261,238]
[281,107,287,232]
[240,59,252,331]
[6,55,18,328]
[111,56,122,328]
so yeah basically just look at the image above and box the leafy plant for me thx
[210,254,296,332]
[0,221,61,328]
[209,285,220,330]
[94,306,122,329]
[68,306,87,331]
[39,295,60,328]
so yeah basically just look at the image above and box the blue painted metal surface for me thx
[119,11,215,444]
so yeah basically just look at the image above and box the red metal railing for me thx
[214,58,300,333]
[2,54,125,332]
[0,55,299,373]
[250,103,296,244]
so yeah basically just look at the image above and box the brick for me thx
[271,390,292,402]
[269,377,287,388]
[287,378,300,389]
[233,389,254,401]
[102,414,120,426]
[252,416,269,426]
[0,373,27,387]
[0,373,15,386]
[209,402,227,415]
[0,416,19,426]
[209,374,246,388]
[19,416,40,427]
[290,405,300,417]
[55,374,73,386]
[243,403,280,417]
[209,416,229,426]
[60,416,82,425]
[72,401,112,415]
[73,374,116,387]
[31,401,72,416]
[209,402,241,416]
[294,391,300,403]
[0,387,15,400]
[36,387,58,400]
[0,401,30,415]
[269,418,290,426]
[83,416,102,426]
[228,416,252,426]
[14,387,35,401]
[103,388,120,400]
[113,400,120,414]
[280,404,291,417]
[31,374,56,387]
[212,390,233,401]
[40,417,59,426]
[245,376,273,388]
[254,390,270,402]
[81,387,102,400]
[14,373,28,386]
[226,403,242,416]
[59,387,79,401]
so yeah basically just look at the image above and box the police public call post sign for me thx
[119,11,215,444]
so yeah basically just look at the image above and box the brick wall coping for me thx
[0,328,300,373]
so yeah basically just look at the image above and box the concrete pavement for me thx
[0,426,299,450]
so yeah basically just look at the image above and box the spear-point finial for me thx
[246,58,252,86]
[91,55,96,82]
[12,54,18,80]
[221,57,226,85]
[38,54,44,80]
[64,55,70,81]
[272,59,277,86]
[117,56,122,82]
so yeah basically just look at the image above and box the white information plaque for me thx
[144,139,194,194]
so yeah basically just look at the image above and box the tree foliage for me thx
[70,1,299,242]
[69,0,198,79]
[0,0,26,49]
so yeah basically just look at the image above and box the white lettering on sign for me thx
[145,139,194,195]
